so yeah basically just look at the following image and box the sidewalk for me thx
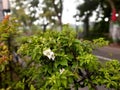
[93,45,120,61]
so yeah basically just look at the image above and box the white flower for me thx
[50,52,55,60]
[28,39,32,43]
[43,48,55,60]
[59,68,65,74]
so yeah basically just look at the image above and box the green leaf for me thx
[60,59,68,66]
[62,79,67,88]
[55,59,68,68]
[72,62,78,68]
[0,64,5,72]
[30,85,36,90]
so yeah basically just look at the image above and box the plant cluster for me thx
[17,30,119,90]
[0,18,120,90]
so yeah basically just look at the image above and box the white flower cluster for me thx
[59,68,65,74]
[43,48,55,60]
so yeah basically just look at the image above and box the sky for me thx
[62,0,97,25]
[62,0,83,24]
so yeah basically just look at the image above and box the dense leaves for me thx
[17,29,119,90]
[0,16,20,89]
[0,18,120,90]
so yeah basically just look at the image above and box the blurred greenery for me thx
[0,0,120,89]
[0,17,120,90]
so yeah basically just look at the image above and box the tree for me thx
[107,0,120,44]
[12,7,32,30]
[77,0,99,37]
[10,0,39,30]
[10,0,64,31]
[77,0,120,38]
[41,0,63,31]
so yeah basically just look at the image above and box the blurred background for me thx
[0,0,120,40]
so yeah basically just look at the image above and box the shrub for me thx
[17,29,118,90]
[0,18,120,90]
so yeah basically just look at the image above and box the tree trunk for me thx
[53,0,63,31]
[58,15,62,31]
[43,23,48,32]
[83,15,89,37]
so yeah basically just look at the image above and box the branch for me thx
[107,0,115,9]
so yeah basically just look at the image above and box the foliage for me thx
[17,29,119,90]
[11,0,63,30]
[77,0,113,21]
[0,16,18,64]
[41,0,63,23]
[0,16,19,88]
[11,7,34,30]
[77,0,120,36]
[99,60,120,89]
[77,0,99,18]
[0,42,9,72]
[11,0,39,25]
[0,18,120,90]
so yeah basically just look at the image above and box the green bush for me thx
[0,17,20,89]
[0,18,120,90]
[17,29,119,90]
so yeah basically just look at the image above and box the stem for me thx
[85,69,98,90]
[52,0,63,30]
[89,80,98,90]
[7,36,13,82]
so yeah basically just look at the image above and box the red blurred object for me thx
[2,15,10,24]
[111,9,117,22]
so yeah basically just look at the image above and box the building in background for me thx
[0,0,3,21]
[0,0,10,21]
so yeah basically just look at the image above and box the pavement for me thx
[93,45,120,61]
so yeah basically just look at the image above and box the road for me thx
[93,46,120,61]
